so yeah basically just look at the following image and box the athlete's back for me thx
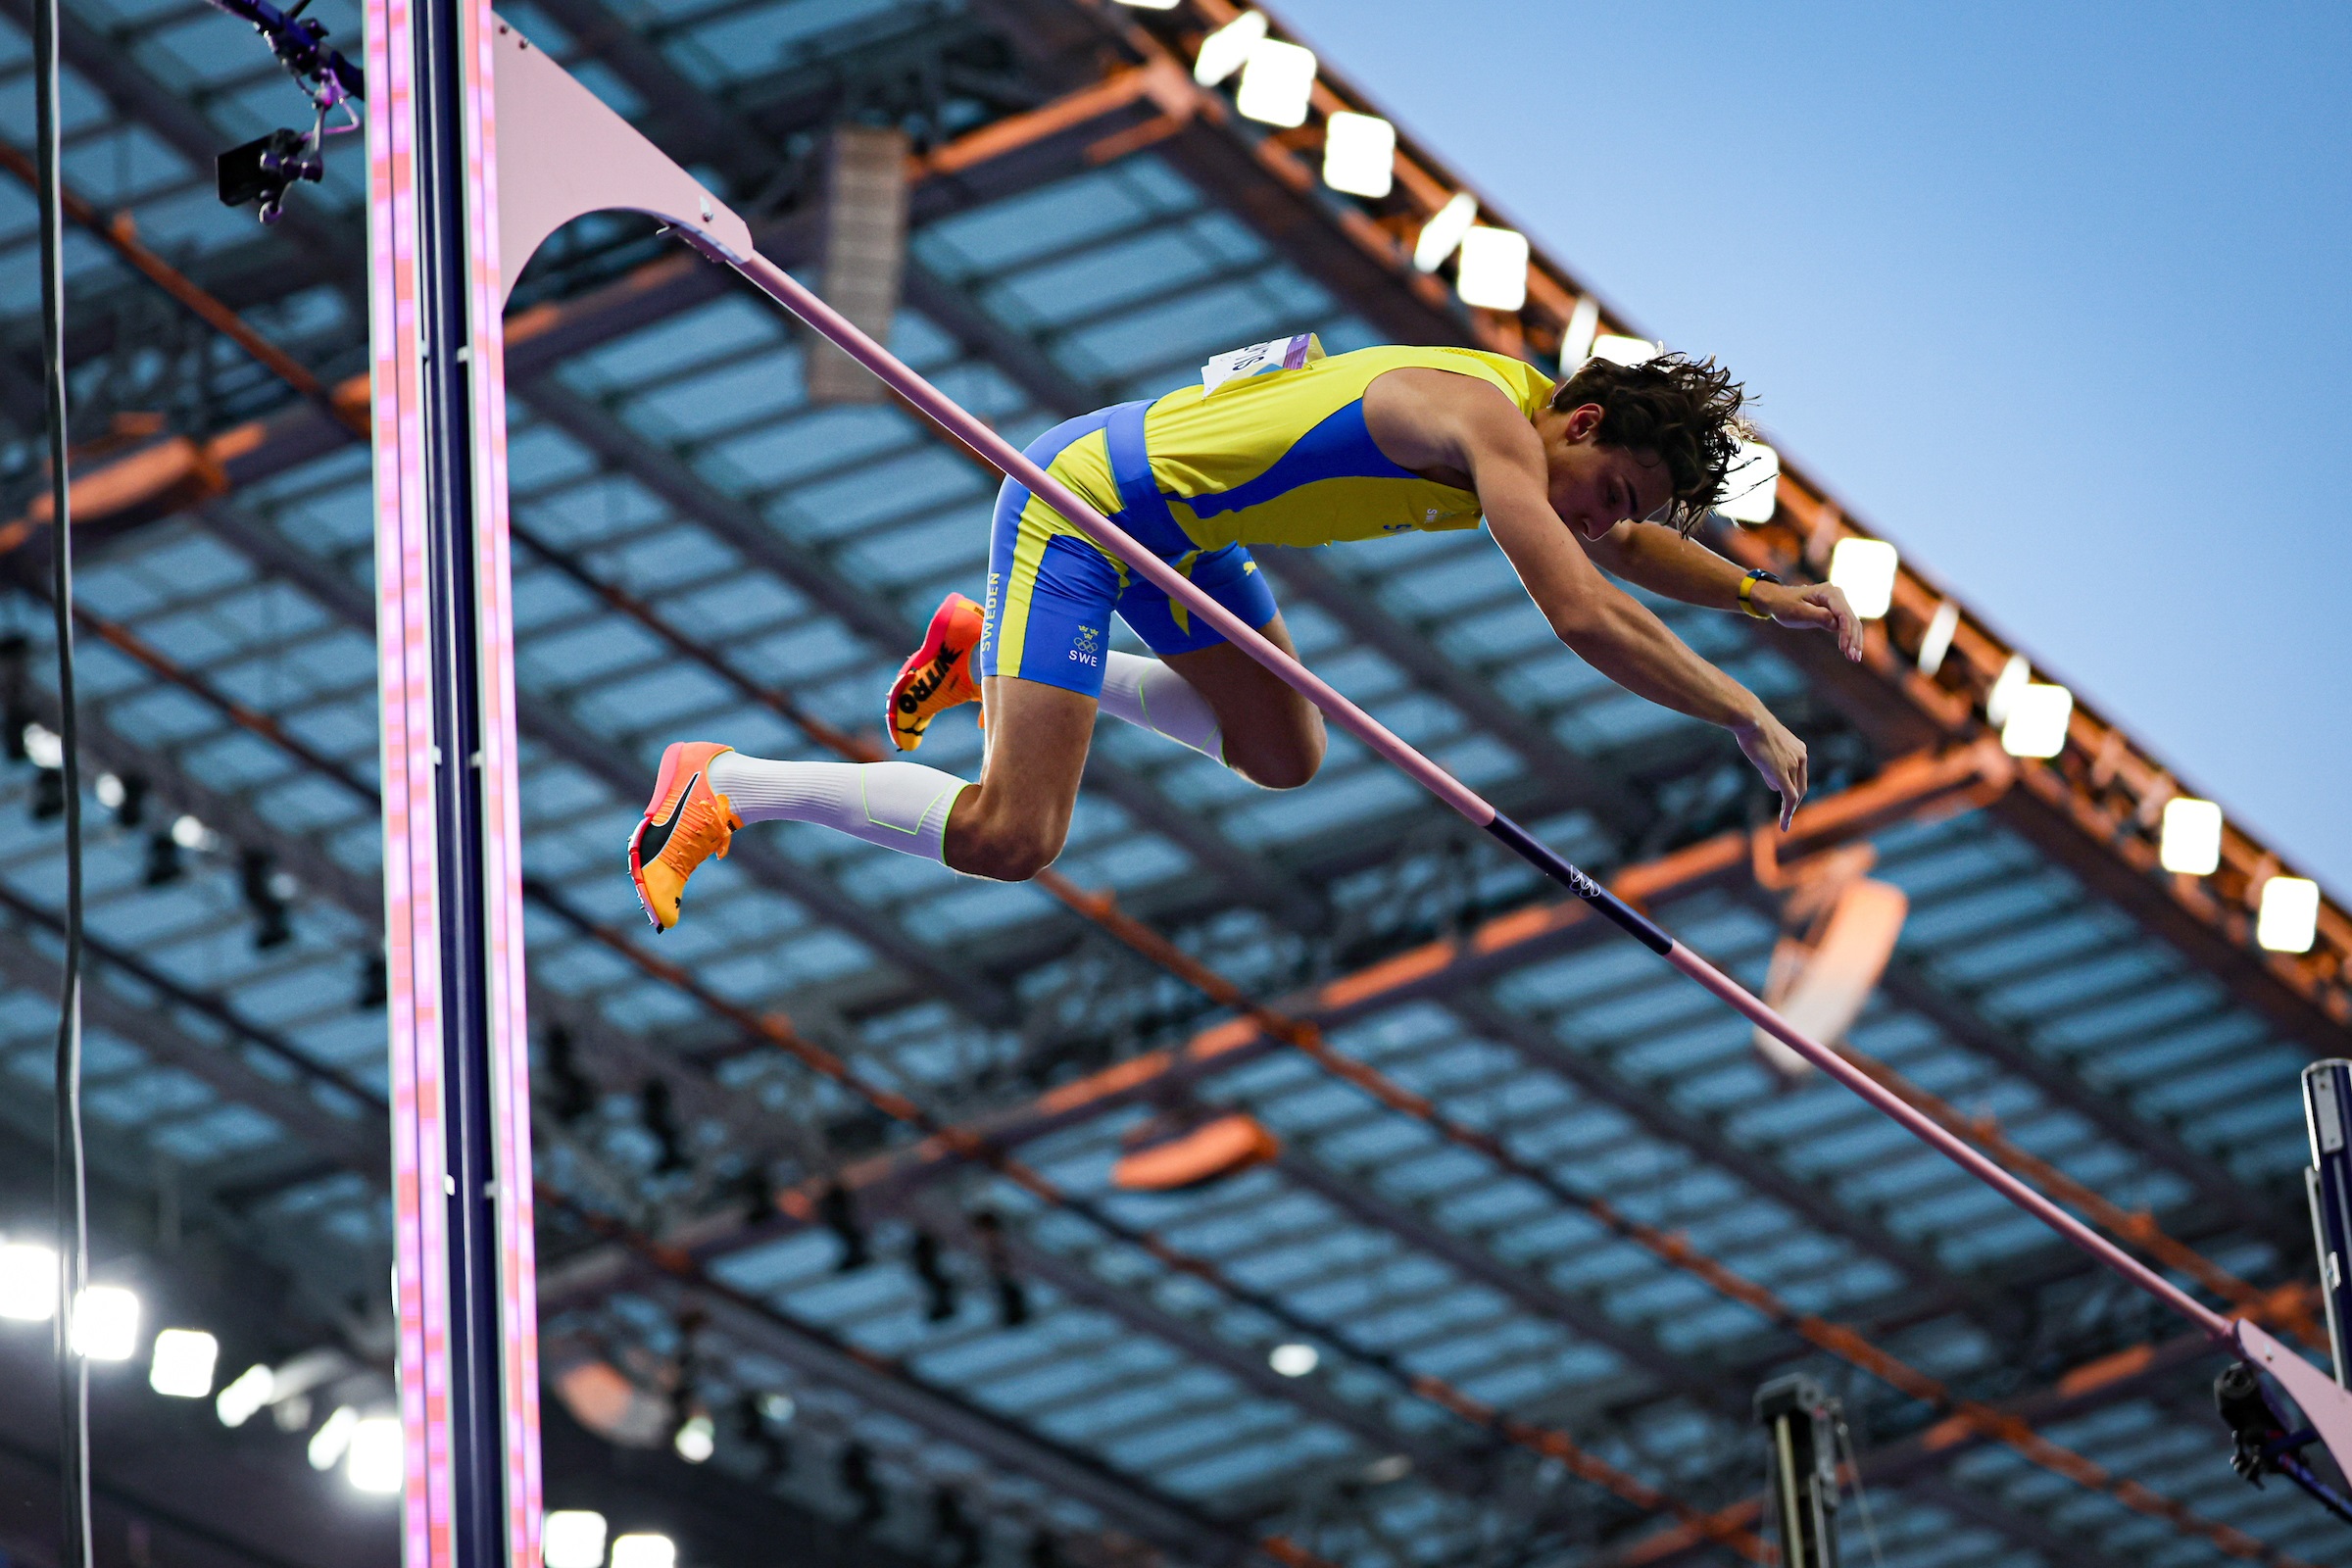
[1146,342,1555,551]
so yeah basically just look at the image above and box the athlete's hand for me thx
[1760,581,1863,662]
[1734,709,1809,830]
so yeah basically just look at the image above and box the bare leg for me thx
[1158,612,1325,790]
[944,674,1098,880]
[945,614,1320,879]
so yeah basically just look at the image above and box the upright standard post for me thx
[1756,1376,1842,1568]
[2303,1060,2352,1384]
[366,0,541,1557]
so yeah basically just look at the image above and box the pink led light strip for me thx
[459,0,544,1559]
[365,0,541,1558]
[363,0,446,1559]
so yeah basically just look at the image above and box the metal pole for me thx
[2302,1060,2352,1384]
[30,0,92,1556]
[1756,1376,1841,1568]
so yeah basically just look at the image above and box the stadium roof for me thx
[0,0,2347,1564]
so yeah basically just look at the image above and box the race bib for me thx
[1200,332,1325,395]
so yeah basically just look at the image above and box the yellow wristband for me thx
[1739,569,1777,619]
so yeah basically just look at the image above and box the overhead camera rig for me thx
[205,0,365,223]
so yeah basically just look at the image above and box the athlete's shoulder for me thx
[1340,344,1552,415]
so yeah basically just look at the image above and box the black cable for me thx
[30,0,90,1557]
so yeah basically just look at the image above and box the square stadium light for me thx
[612,1535,676,1568]
[2258,876,2321,955]
[1413,191,1478,272]
[1828,537,1897,619]
[2159,797,2224,876]
[545,1511,611,1568]
[1194,10,1267,87]
[0,1241,56,1321]
[1455,227,1530,312]
[1235,39,1317,128]
[1590,333,1659,367]
[149,1328,220,1397]
[71,1285,140,1361]
[2000,682,2073,759]
[1321,111,1395,198]
[346,1415,404,1494]
[1716,440,1780,525]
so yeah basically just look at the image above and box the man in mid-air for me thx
[627,340,1859,930]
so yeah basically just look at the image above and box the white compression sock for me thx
[708,753,966,863]
[1097,651,1222,761]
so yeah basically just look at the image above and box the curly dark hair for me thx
[1549,352,1752,535]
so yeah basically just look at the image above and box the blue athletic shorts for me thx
[977,400,1280,701]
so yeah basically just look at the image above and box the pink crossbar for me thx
[725,246,2248,1347]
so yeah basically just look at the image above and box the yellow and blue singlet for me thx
[977,343,1555,698]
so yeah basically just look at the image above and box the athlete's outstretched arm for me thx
[1430,391,1812,825]
[1583,523,1863,661]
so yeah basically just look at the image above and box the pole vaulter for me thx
[314,0,2352,1557]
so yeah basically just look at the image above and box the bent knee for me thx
[951,817,1065,882]
[1231,734,1324,792]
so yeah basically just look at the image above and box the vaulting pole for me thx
[725,240,2352,1468]
[723,245,2247,1345]
[366,0,540,1558]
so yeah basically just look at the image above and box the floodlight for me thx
[1917,600,1958,676]
[2159,797,2223,876]
[346,1415,404,1494]
[22,722,61,769]
[309,1404,360,1470]
[2258,877,2320,955]
[545,1510,612,1568]
[1716,441,1780,525]
[1412,191,1478,272]
[0,1241,56,1321]
[1320,111,1394,198]
[672,1412,715,1464]
[1235,39,1315,128]
[1111,0,1177,8]
[1589,334,1657,367]
[171,813,210,850]
[95,773,124,809]
[1455,227,1530,312]
[1560,294,1600,368]
[1984,654,2030,728]
[71,1285,140,1361]
[217,1361,275,1427]
[611,1534,677,1568]
[150,1328,220,1397]
[1268,1342,1319,1377]
[1193,10,1266,86]
[1828,538,1897,620]
[1999,683,2073,759]
[1753,878,1908,1079]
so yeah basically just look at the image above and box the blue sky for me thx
[1270,0,2352,891]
